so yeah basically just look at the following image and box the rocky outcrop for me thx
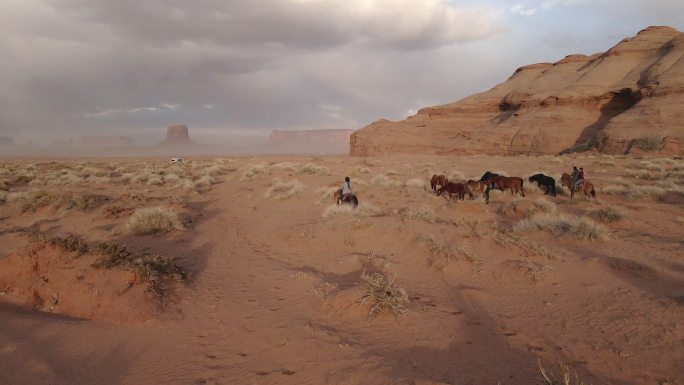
[268,129,353,154]
[157,125,197,147]
[351,26,684,156]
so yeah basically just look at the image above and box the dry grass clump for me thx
[92,242,187,299]
[271,162,299,172]
[600,182,668,200]
[356,166,372,174]
[298,163,330,176]
[241,163,271,180]
[426,238,475,271]
[67,194,110,212]
[398,206,436,222]
[363,159,381,167]
[371,174,402,187]
[193,175,216,188]
[595,159,616,167]
[358,271,408,320]
[264,178,305,200]
[595,207,625,223]
[17,190,70,212]
[447,170,466,182]
[636,135,663,151]
[315,185,339,203]
[128,206,182,235]
[405,178,425,188]
[203,164,233,176]
[512,214,608,240]
[497,197,556,216]
[539,360,589,385]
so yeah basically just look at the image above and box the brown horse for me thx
[437,182,472,202]
[430,174,448,194]
[484,176,525,203]
[560,173,596,199]
[333,190,359,208]
[465,180,487,200]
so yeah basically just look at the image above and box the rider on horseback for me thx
[338,177,353,204]
[571,166,584,192]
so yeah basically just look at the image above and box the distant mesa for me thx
[351,26,684,156]
[157,124,198,147]
[268,129,354,153]
[0,137,13,146]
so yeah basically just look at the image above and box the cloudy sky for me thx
[1,0,683,145]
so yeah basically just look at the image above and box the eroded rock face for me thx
[350,26,684,156]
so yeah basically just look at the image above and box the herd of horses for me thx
[333,170,596,209]
[430,171,596,203]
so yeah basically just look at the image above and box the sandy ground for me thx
[0,154,683,385]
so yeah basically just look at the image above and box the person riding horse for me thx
[571,166,585,192]
[338,177,353,204]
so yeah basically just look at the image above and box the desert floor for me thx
[0,154,683,385]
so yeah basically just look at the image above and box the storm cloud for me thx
[0,0,682,145]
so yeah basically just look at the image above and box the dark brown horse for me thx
[560,173,596,199]
[484,176,525,203]
[333,190,359,208]
[430,174,448,194]
[437,182,472,202]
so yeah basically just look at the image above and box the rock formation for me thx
[268,129,354,153]
[350,26,684,156]
[157,125,197,147]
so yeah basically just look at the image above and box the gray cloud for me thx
[1,0,683,146]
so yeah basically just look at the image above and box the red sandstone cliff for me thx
[350,26,684,156]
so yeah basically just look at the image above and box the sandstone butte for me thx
[350,26,684,157]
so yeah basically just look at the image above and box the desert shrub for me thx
[405,178,425,188]
[426,238,475,270]
[512,214,608,240]
[146,176,164,186]
[363,159,381,167]
[241,163,270,180]
[272,162,299,172]
[164,173,181,184]
[447,170,466,182]
[17,190,69,212]
[264,178,305,200]
[356,166,372,174]
[636,135,663,151]
[193,175,215,188]
[128,206,181,235]
[47,233,89,255]
[398,206,436,222]
[67,194,109,212]
[625,185,666,200]
[93,242,187,299]
[539,360,590,385]
[625,169,663,180]
[175,178,196,189]
[299,163,330,176]
[595,207,625,222]
[497,198,556,216]
[358,271,408,320]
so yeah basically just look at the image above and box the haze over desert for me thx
[2,1,684,385]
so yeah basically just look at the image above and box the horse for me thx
[333,190,359,208]
[560,173,596,199]
[430,174,449,194]
[483,176,525,203]
[464,179,487,200]
[437,182,472,202]
[479,171,500,182]
[528,174,556,196]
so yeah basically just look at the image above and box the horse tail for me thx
[591,186,596,199]
[352,196,359,209]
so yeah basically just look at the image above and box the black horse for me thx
[479,171,500,182]
[480,171,501,202]
[528,174,556,196]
